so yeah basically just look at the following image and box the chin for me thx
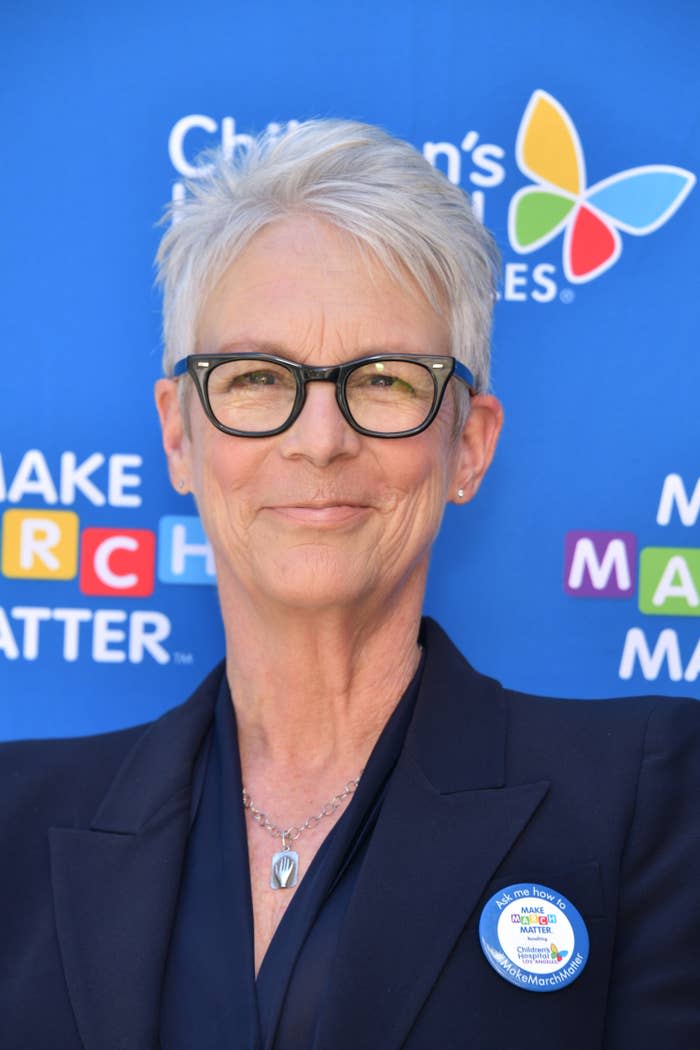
[252,549,378,610]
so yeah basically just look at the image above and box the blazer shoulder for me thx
[424,615,700,731]
[0,723,152,832]
[500,683,700,791]
[424,617,700,772]
[503,682,700,727]
[0,658,226,830]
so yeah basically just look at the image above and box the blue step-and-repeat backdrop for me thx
[2,1,698,738]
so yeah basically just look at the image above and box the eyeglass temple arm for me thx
[451,358,476,392]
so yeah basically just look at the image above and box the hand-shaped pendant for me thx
[270,849,299,889]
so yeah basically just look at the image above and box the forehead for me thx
[196,215,449,360]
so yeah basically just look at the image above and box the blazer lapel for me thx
[315,620,550,1050]
[49,665,222,1050]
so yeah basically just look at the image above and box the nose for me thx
[277,380,362,466]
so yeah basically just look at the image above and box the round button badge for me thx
[479,882,589,992]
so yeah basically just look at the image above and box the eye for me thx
[358,371,416,396]
[232,369,281,387]
[368,374,399,388]
[208,360,296,398]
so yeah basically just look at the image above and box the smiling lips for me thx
[266,501,371,525]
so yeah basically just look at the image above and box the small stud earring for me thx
[457,488,465,500]
[178,479,186,491]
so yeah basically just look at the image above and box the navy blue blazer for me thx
[2,618,699,1049]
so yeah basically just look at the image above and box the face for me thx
[156,216,502,616]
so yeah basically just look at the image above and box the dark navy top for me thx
[160,655,423,1050]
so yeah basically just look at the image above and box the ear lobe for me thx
[452,394,503,503]
[154,378,192,492]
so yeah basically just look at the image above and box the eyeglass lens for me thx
[205,358,437,434]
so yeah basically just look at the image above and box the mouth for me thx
[264,501,372,525]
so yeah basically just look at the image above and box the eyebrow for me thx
[204,339,287,356]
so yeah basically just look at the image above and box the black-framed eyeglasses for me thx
[172,352,475,438]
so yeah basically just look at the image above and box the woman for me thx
[2,120,699,1049]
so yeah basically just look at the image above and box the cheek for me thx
[188,430,264,539]
[380,431,455,539]
[414,412,460,493]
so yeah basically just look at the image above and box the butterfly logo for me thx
[508,90,696,283]
[550,943,568,963]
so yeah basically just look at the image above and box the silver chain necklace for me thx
[242,775,361,889]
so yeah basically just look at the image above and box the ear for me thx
[154,378,192,494]
[450,394,503,504]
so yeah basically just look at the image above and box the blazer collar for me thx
[50,662,223,1050]
[315,618,550,1050]
[408,616,507,791]
[90,662,223,833]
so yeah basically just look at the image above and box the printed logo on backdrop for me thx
[564,474,700,684]
[0,450,216,666]
[167,90,695,305]
[508,91,695,284]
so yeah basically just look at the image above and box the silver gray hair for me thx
[156,119,499,392]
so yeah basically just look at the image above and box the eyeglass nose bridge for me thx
[298,364,343,383]
[291,364,352,430]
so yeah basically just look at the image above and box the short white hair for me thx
[156,119,499,391]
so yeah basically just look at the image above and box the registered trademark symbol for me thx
[559,288,575,304]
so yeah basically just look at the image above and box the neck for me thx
[218,577,425,785]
